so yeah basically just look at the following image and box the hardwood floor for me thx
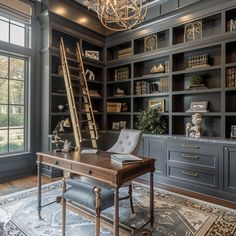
[0,175,59,196]
[1,175,236,210]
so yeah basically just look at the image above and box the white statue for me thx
[186,113,202,138]
[85,69,95,81]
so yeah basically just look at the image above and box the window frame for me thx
[0,5,33,157]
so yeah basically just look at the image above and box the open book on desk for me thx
[111,154,143,164]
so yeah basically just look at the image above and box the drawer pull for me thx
[182,144,199,149]
[87,170,93,175]
[55,161,59,165]
[182,170,199,177]
[182,154,199,159]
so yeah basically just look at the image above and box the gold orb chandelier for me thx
[83,0,147,31]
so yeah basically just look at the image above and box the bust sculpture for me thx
[186,113,202,138]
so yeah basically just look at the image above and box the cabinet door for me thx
[144,137,164,175]
[224,146,236,194]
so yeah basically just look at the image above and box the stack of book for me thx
[111,154,143,165]
[188,54,209,68]
[135,81,150,95]
[159,77,169,93]
[117,47,132,59]
[226,67,236,88]
[114,68,129,81]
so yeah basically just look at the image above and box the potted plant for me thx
[136,108,167,134]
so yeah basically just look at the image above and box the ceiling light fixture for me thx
[83,0,147,31]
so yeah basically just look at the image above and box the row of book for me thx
[189,54,209,68]
[135,77,169,95]
[117,47,132,59]
[226,67,236,88]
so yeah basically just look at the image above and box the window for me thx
[0,54,27,154]
[0,15,30,48]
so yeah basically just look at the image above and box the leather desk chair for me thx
[107,129,143,213]
[61,178,114,236]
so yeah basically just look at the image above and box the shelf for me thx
[133,73,170,81]
[225,112,236,116]
[51,112,70,116]
[225,62,236,68]
[107,79,131,84]
[172,88,221,95]
[50,46,105,67]
[133,93,169,98]
[107,96,131,99]
[172,112,221,116]
[107,112,131,115]
[172,65,221,75]
[225,87,236,91]
[90,96,103,100]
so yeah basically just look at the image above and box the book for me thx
[81,149,98,155]
[111,154,143,164]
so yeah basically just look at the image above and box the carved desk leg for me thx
[37,157,42,220]
[150,171,154,228]
[114,187,120,236]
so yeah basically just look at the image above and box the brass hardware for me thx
[55,161,59,165]
[225,147,229,151]
[87,170,92,175]
[182,144,199,149]
[182,170,199,177]
[182,154,199,159]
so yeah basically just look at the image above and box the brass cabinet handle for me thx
[87,169,92,175]
[55,161,59,165]
[182,154,199,159]
[182,170,199,177]
[182,144,199,149]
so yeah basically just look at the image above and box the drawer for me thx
[41,156,72,170]
[167,140,219,156]
[167,165,218,188]
[71,164,113,184]
[168,150,217,168]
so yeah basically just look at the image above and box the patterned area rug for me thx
[0,181,236,236]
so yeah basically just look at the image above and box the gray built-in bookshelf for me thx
[40,0,236,202]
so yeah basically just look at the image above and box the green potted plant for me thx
[190,74,203,85]
[136,108,167,134]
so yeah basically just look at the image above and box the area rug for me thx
[0,181,236,236]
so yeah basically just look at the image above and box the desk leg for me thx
[38,160,42,220]
[150,171,154,228]
[114,187,119,236]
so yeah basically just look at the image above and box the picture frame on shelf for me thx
[184,20,202,42]
[231,125,236,139]
[148,99,165,112]
[112,122,120,130]
[119,121,126,129]
[85,50,99,60]
[144,34,158,52]
[186,101,209,113]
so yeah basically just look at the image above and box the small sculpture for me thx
[62,139,72,152]
[150,63,165,73]
[186,113,202,138]
[114,88,125,96]
[85,69,95,81]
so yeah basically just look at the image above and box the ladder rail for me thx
[76,42,98,148]
[60,38,82,149]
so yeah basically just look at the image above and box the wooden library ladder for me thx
[59,37,98,150]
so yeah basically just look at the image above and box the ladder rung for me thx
[81,129,96,132]
[80,120,92,122]
[82,138,97,141]
[68,66,80,71]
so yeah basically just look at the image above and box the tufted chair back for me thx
[107,129,142,155]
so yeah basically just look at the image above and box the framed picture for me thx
[148,99,165,112]
[144,34,158,52]
[184,20,202,42]
[187,101,208,112]
[85,50,99,60]
[231,125,236,138]
[119,121,126,129]
[112,122,120,130]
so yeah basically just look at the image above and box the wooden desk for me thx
[37,150,155,236]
